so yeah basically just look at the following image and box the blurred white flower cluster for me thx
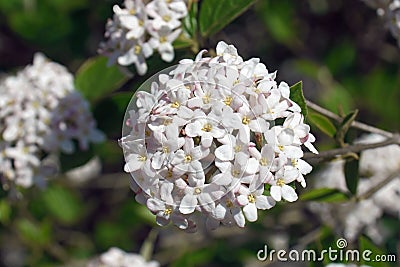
[99,0,188,75]
[310,134,400,243]
[120,41,318,232]
[0,53,104,189]
[363,0,400,46]
[87,247,159,267]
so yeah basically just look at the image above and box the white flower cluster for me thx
[120,41,318,231]
[99,0,188,75]
[0,53,104,189]
[363,0,400,46]
[310,134,400,243]
[87,247,159,267]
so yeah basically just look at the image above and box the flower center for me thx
[160,36,167,43]
[201,123,212,132]
[194,187,202,194]
[242,116,250,125]
[171,101,180,108]
[202,93,211,104]
[139,19,144,26]
[184,154,192,163]
[162,15,171,22]
[278,145,284,151]
[234,145,242,153]
[162,146,170,153]
[291,159,298,167]
[223,96,233,106]
[129,8,136,15]
[226,199,234,208]
[164,207,172,215]
[134,45,142,55]
[276,178,285,187]
[247,194,256,203]
[232,169,240,177]
[259,158,268,166]
[138,155,147,161]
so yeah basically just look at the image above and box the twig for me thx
[356,169,400,201]
[306,100,394,138]
[303,134,400,164]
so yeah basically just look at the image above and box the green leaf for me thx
[308,111,336,138]
[0,200,11,224]
[16,219,52,246]
[359,236,392,267]
[335,109,358,147]
[59,147,94,173]
[42,185,83,225]
[289,81,308,117]
[300,188,349,202]
[344,158,359,195]
[199,0,256,37]
[75,56,129,103]
[182,1,198,38]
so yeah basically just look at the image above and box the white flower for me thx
[87,247,160,267]
[0,53,103,190]
[99,0,189,75]
[237,185,275,222]
[121,41,317,231]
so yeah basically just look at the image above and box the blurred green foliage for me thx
[0,0,399,266]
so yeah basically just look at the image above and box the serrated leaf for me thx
[16,219,52,246]
[344,158,359,195]
[199,0,256,37]
[308,111,336,137]
[335,109,358,147]
[300,188,349,202]
[289,81,308,117]
[42,185,83,225]
[75,56,129,103]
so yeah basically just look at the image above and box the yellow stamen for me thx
[194,187,201,194]
[234,145,242,153]
[201,123,212,132]
[223,96,233,106]
[248,194,256,203]
[259,158,268,166]
[160,36,167,43]
[242,116,250,125]
[291,159,298,167]
[226,200,234,208]
[162,146,169,153]
[184,155,192,163]
[202,93,210,104]
[138,19,144,26]
[138,155,147,161]
[276,178,285,187]
[129,8,136,15]
[232,169,240,177]
[164,207,172,215]
[171,101,180,108]
[278,145,284,151]
[162,15,171,22]
[134,45,141,54]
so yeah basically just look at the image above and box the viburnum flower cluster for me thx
[120,41,318,232]
[363,0,400,46]
[87,247,160,267]
[99,0,188,75]
[0,53,104,189]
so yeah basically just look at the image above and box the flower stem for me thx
[306,100,394,138]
